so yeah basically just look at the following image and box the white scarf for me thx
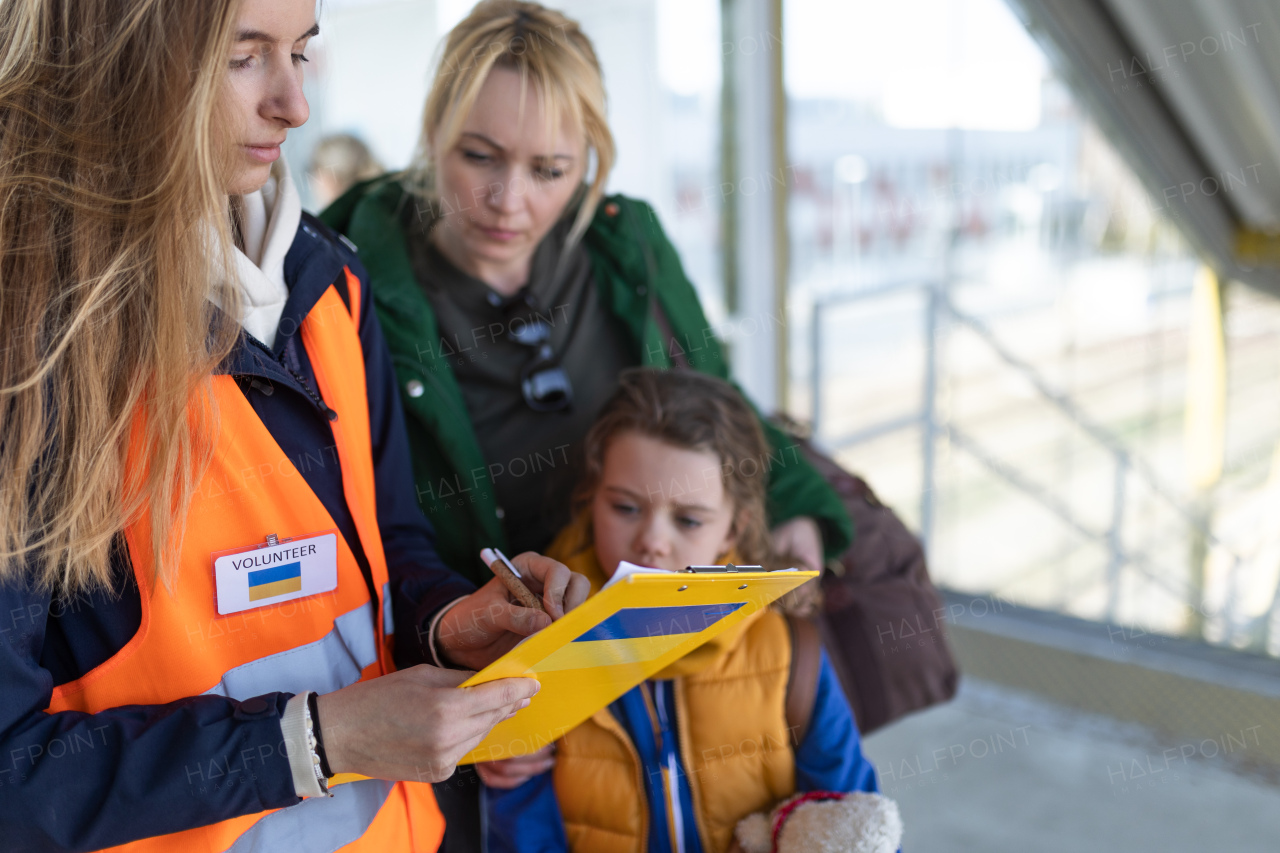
[229,158,302,348]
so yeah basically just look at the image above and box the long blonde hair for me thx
[408,0,615,248]
[0,0,243,593]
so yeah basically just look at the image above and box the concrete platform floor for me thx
[861,679,1280,851]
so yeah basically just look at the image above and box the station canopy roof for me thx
[1006,0,1280,295]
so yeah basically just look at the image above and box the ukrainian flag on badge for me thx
[247,561,303,601]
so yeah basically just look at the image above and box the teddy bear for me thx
[734,790,903,853]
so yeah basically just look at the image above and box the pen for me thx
[480,547,545,613]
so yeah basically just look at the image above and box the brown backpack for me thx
[785,429,959,734]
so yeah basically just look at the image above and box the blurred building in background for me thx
[296,0,1280,664]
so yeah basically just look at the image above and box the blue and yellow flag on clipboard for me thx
[457,566,817,764]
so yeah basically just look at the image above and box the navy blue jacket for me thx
[0,215,475,852]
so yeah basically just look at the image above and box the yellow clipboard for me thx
[456,567,817,764]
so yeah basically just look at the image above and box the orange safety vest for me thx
[46,272,444,853]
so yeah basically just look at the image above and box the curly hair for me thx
[572,368,792,570]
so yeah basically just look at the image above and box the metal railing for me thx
[809,279,1241,627]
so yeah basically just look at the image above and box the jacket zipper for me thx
[652,681,688,853]
[593,708,650,852]
[673,678,711,853]
[247,336,337,422]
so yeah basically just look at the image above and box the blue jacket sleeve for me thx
[352,257,475,668]
[0,581,299,852]
[794,651,879,794]
[480,772,568,853]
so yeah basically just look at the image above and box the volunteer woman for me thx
[322,0,851,612]
[0,1,584,851]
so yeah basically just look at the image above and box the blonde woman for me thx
[322,0,849,647]
[0,0,584,850]
[321,1,855,847]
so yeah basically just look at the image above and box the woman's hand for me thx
[316,666,538,783]
[770,516,824,574]
[473,745,556,789]
[436,552,590,670]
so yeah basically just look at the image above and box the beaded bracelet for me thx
[304,692,332,797]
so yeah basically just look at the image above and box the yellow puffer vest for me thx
[547,529,798,853]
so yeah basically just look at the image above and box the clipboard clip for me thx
[682,563,764,573]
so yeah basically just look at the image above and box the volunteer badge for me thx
[213,532,339,615]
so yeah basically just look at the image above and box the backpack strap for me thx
[784,614,823,745]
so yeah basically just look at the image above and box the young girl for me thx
[481,368,880,853]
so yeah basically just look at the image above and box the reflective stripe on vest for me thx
[46,272,443,853]
[200,581,390,702]
[201,599,379,700]
[225,778,394,853]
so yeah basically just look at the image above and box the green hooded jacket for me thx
[321,178,852,585]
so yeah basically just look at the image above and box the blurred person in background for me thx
[308,132,384,208]
[321,1,855,848]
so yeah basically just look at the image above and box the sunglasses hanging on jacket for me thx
[496,288,574,413]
